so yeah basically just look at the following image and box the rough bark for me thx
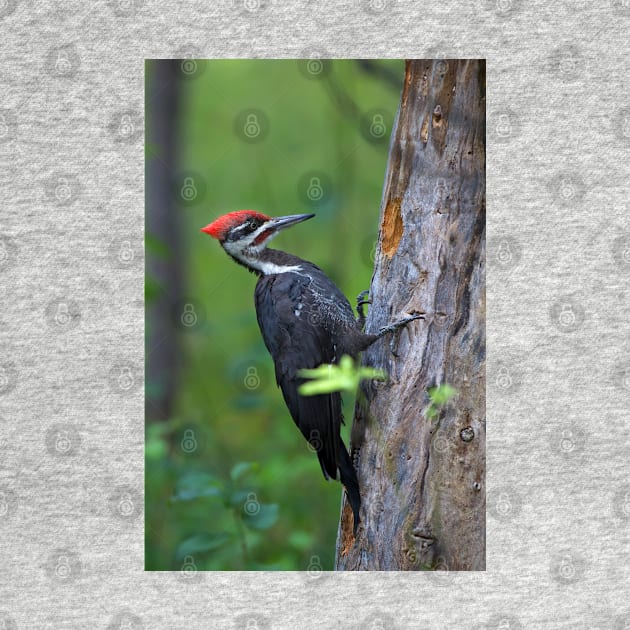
[336,60,485,570]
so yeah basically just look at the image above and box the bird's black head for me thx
[202,210,314,248]
[201,210,315,273]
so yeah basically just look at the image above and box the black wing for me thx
[254,269,342,480]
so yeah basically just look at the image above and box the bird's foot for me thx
[356,290,371,328]
[356,290,371,312]
[376,312,425,339]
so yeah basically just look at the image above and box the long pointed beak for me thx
[268,213,315,231]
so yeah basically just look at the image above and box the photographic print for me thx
[3,1,628,626]
[145,59,485,571]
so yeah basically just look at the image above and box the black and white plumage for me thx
[201,210,421,535]
[253,251,368,528]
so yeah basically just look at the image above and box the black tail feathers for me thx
[338,440,361,535]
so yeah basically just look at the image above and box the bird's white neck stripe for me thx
[223,241,301,275]
[255,260,302,275]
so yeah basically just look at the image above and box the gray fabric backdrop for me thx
[1,1,629,628]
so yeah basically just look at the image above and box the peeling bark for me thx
[336,59,486,571]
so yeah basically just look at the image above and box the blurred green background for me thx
[145,59,404,570]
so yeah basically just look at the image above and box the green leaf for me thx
[242,503,279,531]
[228,489,251,508]
[230,461,258,482]
[172,472,224,502]
[175,532,231,560]
[298,355,386,396]
[298,363,336,379]
[426,384,457,421]
[357,366,387,380]
[299,376,352,396]
[428,384,457,405]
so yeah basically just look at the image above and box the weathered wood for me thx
[336,59,485,571]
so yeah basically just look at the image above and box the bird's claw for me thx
[376,312,425,338]
[376,313,424,355]
[356,290,371,308]
[356,290,372,329]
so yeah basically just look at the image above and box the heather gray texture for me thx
[0,1,629,628]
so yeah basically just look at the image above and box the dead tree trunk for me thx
[336,59,485,570]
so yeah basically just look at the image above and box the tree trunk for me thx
[336,59,485,571]
[145,60,182,422]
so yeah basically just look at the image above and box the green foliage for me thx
[176,533,231,561]
[426,384,457,419]
[298,355,386,396]
[165,462,279,567]
[145,59,404,570]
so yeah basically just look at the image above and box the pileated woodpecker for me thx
[201,210,421,535]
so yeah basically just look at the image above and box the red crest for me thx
[200,210,271,240]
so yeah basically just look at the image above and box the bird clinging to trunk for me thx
[201,210,422,535]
